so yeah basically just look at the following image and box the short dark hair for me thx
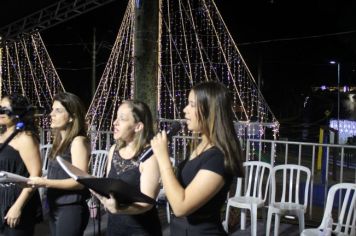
[1,93,39,140]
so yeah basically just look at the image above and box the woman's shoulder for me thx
[6,132,39,154]
[199,146,228,177]
[15,131,39,146]
[199,146,225,167]
[72,135,90,146]
[71,135,90,151]
[202,146,224,157]
[72,135,89,143]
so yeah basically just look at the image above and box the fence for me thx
[40,128,356,223]
[246,139,356,222]
[40,129,114,151]
[171,136,356,223]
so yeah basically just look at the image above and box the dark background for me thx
[1,0,356,140]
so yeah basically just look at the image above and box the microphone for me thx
[138,121,181,162]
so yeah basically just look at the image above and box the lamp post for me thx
[330,60,340,144]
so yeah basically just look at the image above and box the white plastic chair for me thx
[90,150,109,177]
[86,150,109,236]
[266,164,311,236]
[40,143,52,176]
[88,150,109,219]
[222,161,272,236]
[38,144,52,203]
[301,183,356,236]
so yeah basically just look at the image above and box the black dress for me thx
[170,147,233,236]
[0,144,42,235]
[46,145,90,236]
[106,148,162,236]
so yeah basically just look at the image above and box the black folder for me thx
[57,156,156,204]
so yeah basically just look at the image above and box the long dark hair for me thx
[116,100,154,158]
[1,94,39,141]
[192,81,244,176]
[50,92,88,159]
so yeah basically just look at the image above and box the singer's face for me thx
[0,98,13,126]
[50,101,71,130]
[113,103,137,142]
[183,91,200,132]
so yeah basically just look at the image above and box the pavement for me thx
[1,201,301,236]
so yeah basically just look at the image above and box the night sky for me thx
[1,0,356,140]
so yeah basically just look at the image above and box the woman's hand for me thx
[28,176,47,188]
[90,190,119,214]
[150,131,170,165]
[4,205,22,228]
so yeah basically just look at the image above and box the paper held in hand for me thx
[56,156,156,204]
[0,171,29,183]
[56,156,92,180]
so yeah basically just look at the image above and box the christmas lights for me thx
[87,0,280,151]
[1,32,65,133]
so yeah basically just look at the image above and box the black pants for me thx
[1,190,42,236]
[49,203,89,236]
[106,208,162,236]
[2,225,34,236]
[170,217,227,236]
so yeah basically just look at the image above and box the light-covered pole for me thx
[330,60,340,144]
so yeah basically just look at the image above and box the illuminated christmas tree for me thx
[88,0,278,146]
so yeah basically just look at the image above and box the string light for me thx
[159,0,278,131]
[86,0,280,154]
[1,32,65,132]
[86,0,135,149]
[0,0,281,153]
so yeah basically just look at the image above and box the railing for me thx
[39,129,52,146]
[246,139,356,222]
[40,127,356,224]
[39,119,278,151]
[88,130,113,151]
[39,129,114,151]
[170,136,356,223]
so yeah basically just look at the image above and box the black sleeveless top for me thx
[0,144,42,229]
[46,145,89,206]
[106,147,162,236]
